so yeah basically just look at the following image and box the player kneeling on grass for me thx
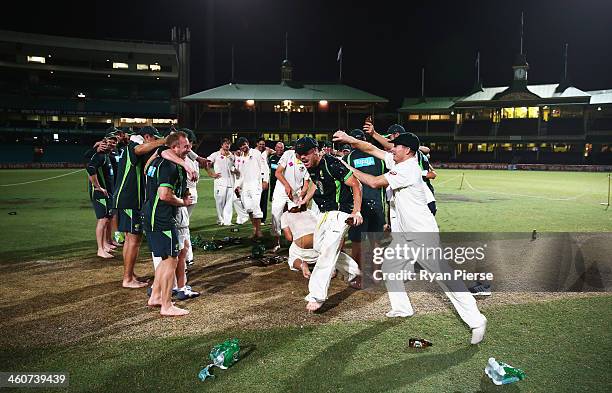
[281,200,361,283]
[143,132,193,316]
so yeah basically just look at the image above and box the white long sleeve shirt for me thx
[235,148,269,189]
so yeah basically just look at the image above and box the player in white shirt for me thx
[271,149,310,251]
[333,130,488,345]
[206,138,235,226]
[231,145,249,225]
[234,137,270,239]
[281,201,360,282]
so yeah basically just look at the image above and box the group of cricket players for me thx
[86,118,487,343]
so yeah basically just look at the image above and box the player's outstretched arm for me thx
[344,161,389,189]
[333,131,387,161]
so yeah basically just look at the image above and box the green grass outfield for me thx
[1,296,610,392]
[0,168,610,260]
[0,168,611,392]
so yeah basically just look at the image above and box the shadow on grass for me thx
[284,320,479,393]
[0,239,94,265]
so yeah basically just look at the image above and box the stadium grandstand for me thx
[398,52,612,165]
[181,58,388,147]
[0,28,190,166]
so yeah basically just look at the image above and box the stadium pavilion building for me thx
[181,59,388,146]
[398,53,612,165]
[0,29,190,164]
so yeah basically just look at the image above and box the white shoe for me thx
[471,317,487,344]
[385,310,414,318]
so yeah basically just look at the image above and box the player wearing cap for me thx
[270,143,310,252]
[333,130,487,345]
[281,201,360,282]
[364,120,437,216]
[343,129,387,288]
[86,138,115,259]
[294,137,363,311]
[143,132,193,316]
[234,137,270,239]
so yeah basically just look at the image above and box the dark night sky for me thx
[3,0,612,107]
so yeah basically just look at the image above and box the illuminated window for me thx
[409,114,419,120]
[528,107,539,118]
[150,64,161,71]
[137,64,149,70]
[113,62,129,69]
[542,106,550,121]
[106,119,112,124]
[152,118,177,124]
[514,107,528,118]
[502,107,538,119]
[27,56,46,64]
[120,118,147,124]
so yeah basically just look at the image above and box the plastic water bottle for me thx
[484,357,526,385]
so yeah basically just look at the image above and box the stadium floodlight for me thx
[77,92,86,98]
[150,64,161,71]
[112,62,129,69]
[319,100,328,106]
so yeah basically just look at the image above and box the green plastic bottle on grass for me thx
[209,338,240,369]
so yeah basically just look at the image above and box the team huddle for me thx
[85,118,487,343]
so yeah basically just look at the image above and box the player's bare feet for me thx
[301,262,311,279]
[147,298,175,308]
[306,301,322,312]
[160,305,189,317]
[122,279,148,288]
[105,243,117,250]
[97,249,114,258]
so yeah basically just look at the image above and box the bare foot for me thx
[97,249,114,259]
[306,301,322,312]
[301,262,311,279]
[160,305,189,317]
[111,241,121,247]
[105,243,117,250]
[147,298,175,308]
[122,279,148,288]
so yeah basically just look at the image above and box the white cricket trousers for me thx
[305,210,357,303]
[383,234,486,329]
[185,203,196,262]
[271,187,291,236]
[233,193,249,224]
[214,184,234,225]
[240,186,263,219]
